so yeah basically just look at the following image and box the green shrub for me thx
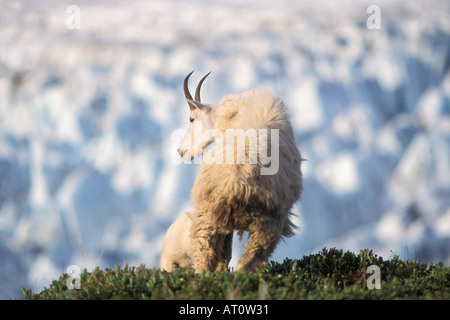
[22,248,450,300]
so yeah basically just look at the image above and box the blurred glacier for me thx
[0,0,449,298]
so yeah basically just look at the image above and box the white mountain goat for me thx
[160,212,194,271]
[176,71,303,272]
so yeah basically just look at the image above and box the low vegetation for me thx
[22,248,450,300]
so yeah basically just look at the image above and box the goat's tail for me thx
[282,211,298,238]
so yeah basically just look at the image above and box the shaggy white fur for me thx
[162,71,303,272]
[187,88,303,272]
[160,212,194,271]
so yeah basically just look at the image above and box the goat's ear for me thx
[186,99,205,111]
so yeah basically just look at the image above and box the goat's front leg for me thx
[191,213,220,272]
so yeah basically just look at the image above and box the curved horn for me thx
[184,70,194,101]
[194,71,211,102]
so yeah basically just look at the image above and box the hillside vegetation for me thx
[22,248,450,300]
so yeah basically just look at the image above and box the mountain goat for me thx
[160,211,195,271]
[177,71,303,272]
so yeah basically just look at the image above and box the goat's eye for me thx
[190,117,195,123]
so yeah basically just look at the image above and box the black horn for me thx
[184,70,194,101]
[194,71,211,102]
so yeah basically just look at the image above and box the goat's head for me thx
[177,71,216,161]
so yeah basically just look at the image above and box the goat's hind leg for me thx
[236,217,281,271]
[215,232,233,271]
